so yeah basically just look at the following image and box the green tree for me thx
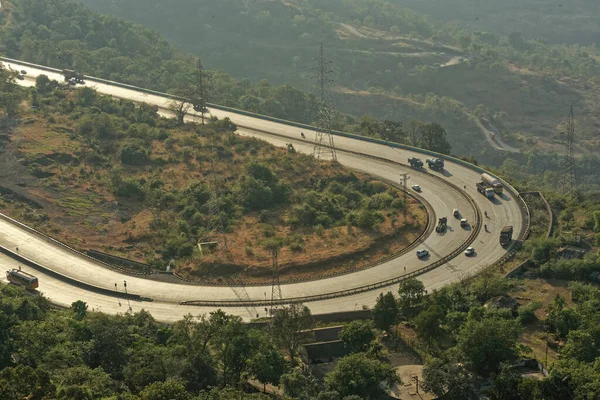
[212,316,257,387]
[413,306,445,349]
[398,278,426,316]
[325,353,400,399]
[422,358,477,400]
[139,379,191,400]
[490,364,542,400]
[123,344,170,393]
[546,294,580,338]
[419,123,451,154]
[84,314,129,378]
[248,331,286,392]
[339,320,375,353]
[593,210,600,232]
[0,365,54,400]
[560,330,599,363]
[180,348,217,392]
[270,304,314,366]
[457,316,522,376]
[372,292,399,332]
[280,368,318,400]
[55,366,116,400]
[70,300,88,321]
[35,74,59,94]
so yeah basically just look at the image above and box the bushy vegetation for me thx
[0,287,402,400]
[78,0,600,162]
[0,0,453,155]
[1,69,419,277]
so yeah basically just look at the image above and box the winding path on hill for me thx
[0,59,527,322]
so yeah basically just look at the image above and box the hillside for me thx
[0,70,424,282]
[3,0,600,190]
[390,0,600,45]
[79,0,600,161]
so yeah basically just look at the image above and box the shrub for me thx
[116,180,145,201]
[391,199,405,210]
[518,301,542,324]
[368,193,394,210]
[290,242,304,253]
[120,144,149,166]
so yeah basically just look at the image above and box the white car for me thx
[411,184,422,192]
[460,218,468,227]
[416,249,429,258]
[465,247,475,256]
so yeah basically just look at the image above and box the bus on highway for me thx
[6,268,39,290]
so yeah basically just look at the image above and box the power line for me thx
[191,58,208,125]
[560,106,577,197]
[312,43,337,162]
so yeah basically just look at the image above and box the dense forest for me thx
[79,0,600,159]
[391,0,600,45]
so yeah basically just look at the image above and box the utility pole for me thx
[560,106,577,197]
[192,57,208,125]
[270,245,283,316]
[123,280,132,312]
[399,173,410,217]
[312,44,337,162]
[413,376,419,394]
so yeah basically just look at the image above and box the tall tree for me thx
[372,292,399,333]
[248,330,287,392]
[339,320,375,353]
[398,278,426,317]
[325,353,400,399]
[457,316,522,376]
[419,123,451,154]
[270,304,314,365]
[422,358,477,400]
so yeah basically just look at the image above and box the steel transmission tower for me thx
[270,245,282,315]
[560,106,577,196]
[312,44,337,162]
[200,136,258,318]
[192,58,208,125]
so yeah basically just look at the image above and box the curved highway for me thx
[0,59,525,322]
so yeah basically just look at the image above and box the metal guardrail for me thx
[0,245,149,301]
[0,213,153,300]
[2,57,528,307]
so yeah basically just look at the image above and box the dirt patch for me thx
[0,101,427,284]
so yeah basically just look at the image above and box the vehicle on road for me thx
[416,249,429,258]
[16,74,24,80]
[426,158,444,171]
[476,182,495,198]
[460,218,468,227]
[453,209,460,218]
[465,247,475,256]
[411,184,421,192]
[481,173,503,194]
[20,69,27,75]
[436,217,448,233]
[500,226,513,247]
[63,69,84,84]
[408,157,423,168]
[6,268,39,290]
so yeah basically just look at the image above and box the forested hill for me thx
[390,0,600,45]
[78,0,600,162]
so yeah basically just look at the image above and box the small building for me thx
[484,295,520,315]
[556,246,587,260]
[301,340,349,365]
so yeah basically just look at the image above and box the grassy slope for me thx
[0,87,425,282]
[78,0,600,159]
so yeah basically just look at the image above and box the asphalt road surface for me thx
[0,59,525,322]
